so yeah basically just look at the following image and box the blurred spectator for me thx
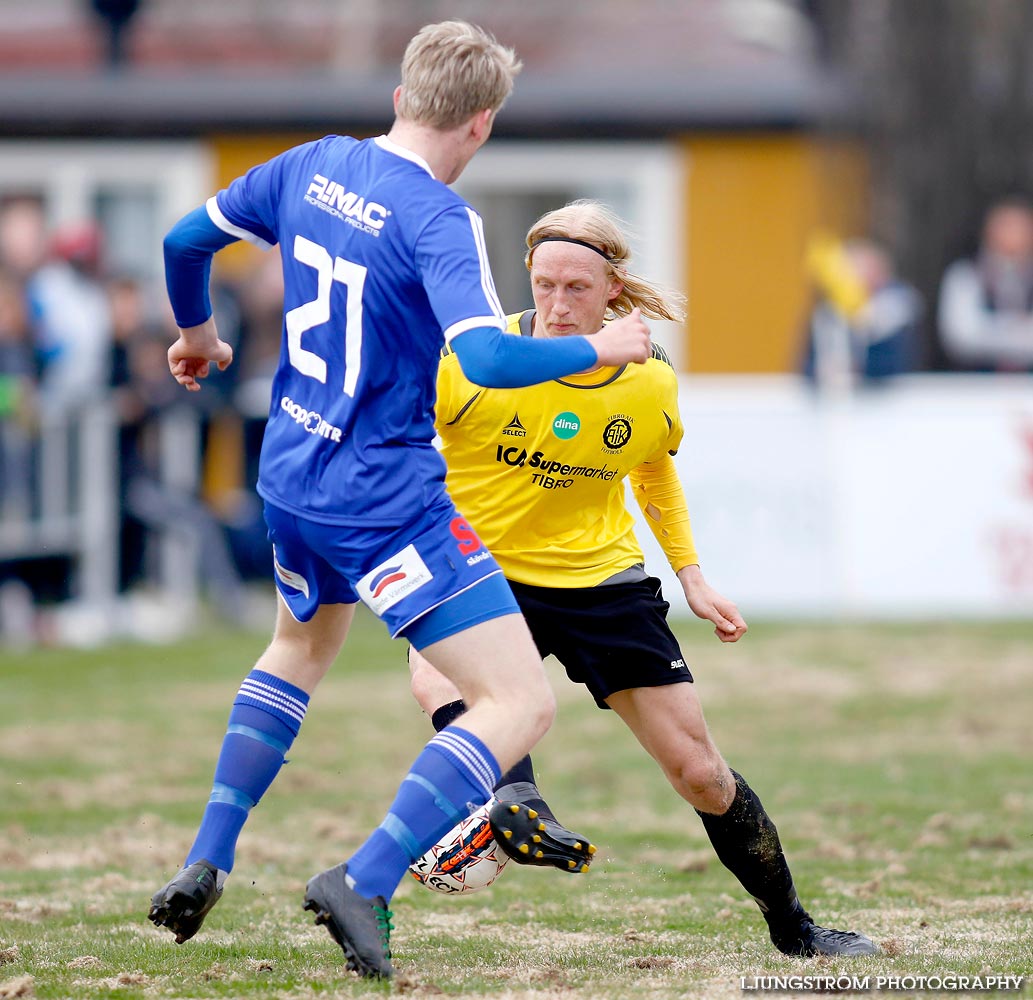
[110,315,250,619]
[938,197,1033,372]
[108,272,151,391]
[802,233,922,391]
[107,274,169,591]
[0,266,40,645]
[209,251,283,581]
[0,197,48,282]
[28,221,112,411]
[0,266,39,516]
[232,248,283,422]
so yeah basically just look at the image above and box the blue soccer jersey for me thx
[209,134,506,527]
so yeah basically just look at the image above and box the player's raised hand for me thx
[168,317,234,392]
[590,307,652,366]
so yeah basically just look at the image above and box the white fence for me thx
[0,403,204,644]
[2,375,1030,645]
[638,374,1033,619]
[0,403,118,608]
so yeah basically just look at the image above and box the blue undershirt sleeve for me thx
[450,326,598,388]
[163,205,240,328]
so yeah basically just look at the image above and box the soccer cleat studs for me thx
[488,801,597,874]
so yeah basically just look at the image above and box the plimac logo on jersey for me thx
[357,544,433,616]
[280,396,343,442]
[305,174,390,237]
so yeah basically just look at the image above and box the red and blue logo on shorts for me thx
[357,544,433,616]
[370,564,406,598]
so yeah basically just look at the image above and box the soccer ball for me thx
[409,800,509,894]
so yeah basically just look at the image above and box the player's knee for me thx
[669,747,733,812]
[258,635,332,690]
[506,671,555,743]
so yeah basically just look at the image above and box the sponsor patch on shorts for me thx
[357,544,433,616]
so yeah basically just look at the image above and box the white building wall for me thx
[639,374,1033,619]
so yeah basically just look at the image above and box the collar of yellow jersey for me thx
[520,310,626,387]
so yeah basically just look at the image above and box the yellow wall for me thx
[682,134,868,373]
[207,131,868,374]
[207,132,326,276]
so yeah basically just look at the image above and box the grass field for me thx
[1,611,1031,999]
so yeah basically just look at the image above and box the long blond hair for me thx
[525,200,686,322]
[396,20,522,130]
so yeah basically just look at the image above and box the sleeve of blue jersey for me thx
[450,326,598,388]
[163,205,239,328]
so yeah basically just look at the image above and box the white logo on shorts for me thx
[273,547,310,599]
[357,544,433,616]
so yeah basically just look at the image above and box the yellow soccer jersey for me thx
[437,310,685,588]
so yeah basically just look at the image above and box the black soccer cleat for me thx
[488,801,597,873]
[303,863,394,980]
[148,859,224,944]
[771,916,878,957]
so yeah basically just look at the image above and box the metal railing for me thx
[0,401,206,635]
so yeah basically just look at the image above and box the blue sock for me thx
[185,669,309,873]
[346,725,501,901]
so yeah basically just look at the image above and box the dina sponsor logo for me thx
[551,412,580,440]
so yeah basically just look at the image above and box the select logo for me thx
[502,413,527,438]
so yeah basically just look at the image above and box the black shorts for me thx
[508,576,693,709]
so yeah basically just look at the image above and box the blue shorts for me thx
[263,498,519,648]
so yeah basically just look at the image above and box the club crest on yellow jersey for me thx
[602,414,634,453]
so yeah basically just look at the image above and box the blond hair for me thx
[396,20,522,130]
[525,200,686,323]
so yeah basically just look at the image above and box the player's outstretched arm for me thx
[163,205,239,391]
[451,325,596,388]
[677,564,748,644]
[451,308,651,389]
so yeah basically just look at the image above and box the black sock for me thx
[493,779,557,823]
[696,769,806,930]
[427,699,555,820]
